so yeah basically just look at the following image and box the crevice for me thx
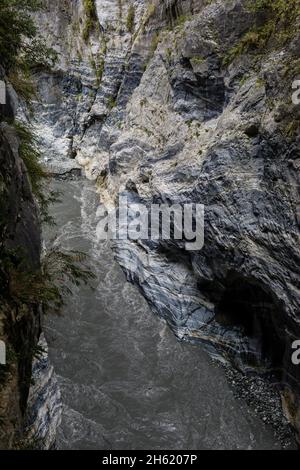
[212,274,287,377]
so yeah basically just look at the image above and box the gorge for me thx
[42,176,288,449]
[0,0,300,450]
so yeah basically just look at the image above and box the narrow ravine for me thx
[43,178,284,450]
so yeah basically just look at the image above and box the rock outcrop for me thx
[0,67,61,449]
[24,334,62,449]
[33,0,300,441]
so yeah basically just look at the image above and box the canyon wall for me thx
[33,0,300,441]
[0,67,61,449]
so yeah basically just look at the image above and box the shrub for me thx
[82,0,97,42]
[0,0,57,101]
[126,5,135,33]
[96,57,105,85]
[107,95,117,109]
[7,68,36,103]
[0,0,40,71]
[150,32,160,55]
[7,246,96,314]
[14,121,58,225]
[224,0,300,64]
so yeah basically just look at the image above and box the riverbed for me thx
[43,178,283,450]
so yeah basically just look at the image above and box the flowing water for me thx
[44,178,282,450]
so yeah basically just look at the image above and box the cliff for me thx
[32,0,300,442]
[0,67,61,448]
[0,66,41,447]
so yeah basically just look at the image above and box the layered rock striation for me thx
[33,0,300,441]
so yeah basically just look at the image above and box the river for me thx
[43,178,282,450]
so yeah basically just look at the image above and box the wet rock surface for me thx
[225,366,296,448]
[44,178,291,450]
[25,334,62,449]
[33,0,300,443]
[0,90,48,447]
[0,68,61,450]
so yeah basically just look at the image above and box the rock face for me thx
[25,334,62,449]
[0,73,40,447]
[33,0,300,441]
[0,67,61,449]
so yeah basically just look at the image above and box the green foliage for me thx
[7,68,36,103]
[82,0,97,42]
[14,121,59,225]
[14,121,46,193]
[191,56,205,66]
[285,119,300,138]
[91,38,107,86]
[0,0,41,70]
[166,47,172,61]
[224,0,300,64]
[8,246,96,315]
[107,95,117,110]
[0,0,57,101]
[96,57,105,85]
[83,0,97,19]
[0,2,58,222]
[0,0,57,70]
[176,14,190,27]
[150,32,160,56]
[223,30,266,65]
[143,2,156,27]
[83,19,93,42]
[40,247,96,314]
[90,57,96,70]
[126,5,135,33]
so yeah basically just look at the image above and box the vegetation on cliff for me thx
[82,0,97,42]
[0,0,57,101]
[126,5,135,33]
[0,0,95,448]
[0,1,96,317]
[14,122,57,226]
[225,0,300,64]
[7,246,95,316]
